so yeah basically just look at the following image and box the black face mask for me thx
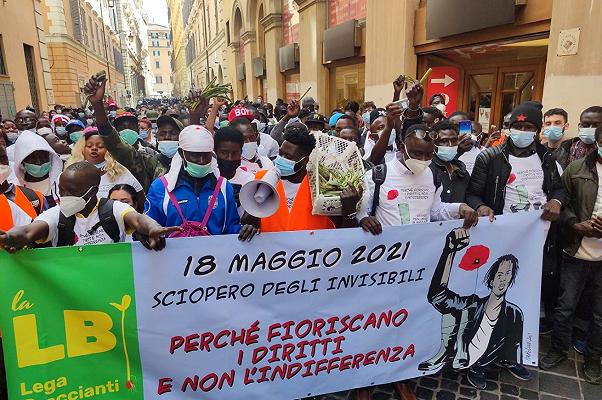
[217,158,241,175]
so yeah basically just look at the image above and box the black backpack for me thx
[57,198,120,246]
[18,186,44,215]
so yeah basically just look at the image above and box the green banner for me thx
[0,244,143,400]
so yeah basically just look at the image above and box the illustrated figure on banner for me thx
[418,228,523,372]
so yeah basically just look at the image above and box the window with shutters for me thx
[69,0,84,43]
[156,76,163,84]
[155,61,160,68]
[23,44,39,111]
[0,36,7,75]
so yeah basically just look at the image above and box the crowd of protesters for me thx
[0,72,601,399]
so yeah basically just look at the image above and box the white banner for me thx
[131,212,546,399]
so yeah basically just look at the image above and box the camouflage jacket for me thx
[98,123,169,192]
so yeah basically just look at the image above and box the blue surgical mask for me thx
[274,155,304,177]
[157,140,179,158]
[78,112,85,118]
[436,145,458,162]
[597,143,602,158]
[23,161,52,178]
[543,126,564,142]
[109,110,117,118]
[509,129,536,148]
[69,131,82,143]
[579,127,596,144]
[139,129,149,139]
[55,126,67,136]
[362,112,370,124]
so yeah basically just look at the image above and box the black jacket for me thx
[429,156,470,203]
[559,150,600,256]
[466,140,566,215]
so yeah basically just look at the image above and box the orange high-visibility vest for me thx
[0,194,15,231]
[255,170,335,233]
[13,186,44,219]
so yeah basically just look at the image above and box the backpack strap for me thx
[370,164,387,217]
[201,176,224,228]
[57,212,76,246]
[18,187,43,215]
[160,176,188,224]
[97,199,121,243]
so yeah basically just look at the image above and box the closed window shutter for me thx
[69,0,83,43]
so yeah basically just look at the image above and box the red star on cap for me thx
[516,114,527,122]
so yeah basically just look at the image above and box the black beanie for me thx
[369,108,387,125]
[509,101,543,131]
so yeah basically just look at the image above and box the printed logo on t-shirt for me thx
[505,164,546,213]
[208,195,219,209]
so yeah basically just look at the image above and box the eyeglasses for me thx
[407,129,438,141]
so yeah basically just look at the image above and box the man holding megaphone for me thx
[240,123,361,232]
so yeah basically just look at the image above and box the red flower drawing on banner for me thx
[507,173,517,185]
[459,245,490,271]
[388,190,399,200]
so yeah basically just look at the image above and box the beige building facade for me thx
[148,24,174,97]
[168,0,599,134]
[0,0,53,117]
[43,0,127,108]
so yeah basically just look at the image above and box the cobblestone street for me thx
[317,335,601,400]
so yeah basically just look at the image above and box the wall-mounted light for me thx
[108,0,115,8]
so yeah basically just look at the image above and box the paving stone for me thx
[484,380,499,391]
[541,357,578,377]
[538,371,581,398]
[436,390,457,400]
[373,391,395,400]
[518,388,538,400]
[420,377,440,389]
[440,379,460,392]
[500,396,518,400]
[414,386,434,400]
[478,392,499,400]
[459,386,478,399]
[500,383,519,396]
[540,395,572,400]
[582,381,602,400]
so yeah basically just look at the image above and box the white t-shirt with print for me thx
[459,146,482,175]
[575,162,602,261]
[363,136,398,163]
[358,159,461,226]
[282,179,301,210]
[35,201,135,246]
[503,154,547,215]
[98,170,144,199]
[241,156,274,175]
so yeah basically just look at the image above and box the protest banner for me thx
[0,212,546,399]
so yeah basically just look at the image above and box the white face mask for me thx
[59,186,96,217]
[242,142,258,160]
[0,164,11,184]
[403,148,431,175]
[435,103,446,113]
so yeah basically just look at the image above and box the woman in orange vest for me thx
[255,123,361,232]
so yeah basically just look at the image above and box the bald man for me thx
[0,161,180,252]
